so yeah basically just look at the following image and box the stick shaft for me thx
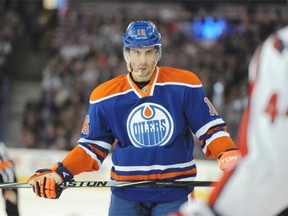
[0,180,216,189]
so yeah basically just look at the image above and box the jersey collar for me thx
[127,67,159,98]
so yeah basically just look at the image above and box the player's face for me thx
[129,47,159,82]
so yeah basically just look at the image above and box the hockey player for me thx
[172,25,288,216]
[0,142,20,216]
[27,20,240,216]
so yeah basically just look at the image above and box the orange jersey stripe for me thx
[88,144,108,159]
[203,125,228,136]
[110,168,197,181]
[203,136,236,158]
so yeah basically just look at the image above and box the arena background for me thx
[0,1,287,215]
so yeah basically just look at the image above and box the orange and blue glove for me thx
[217,148,241,171]
[27,162,74,199]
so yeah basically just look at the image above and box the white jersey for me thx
[210,25,288,216]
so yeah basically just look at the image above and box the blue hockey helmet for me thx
[123,21,161,48]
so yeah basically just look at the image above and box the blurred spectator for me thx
[0,1,22,141]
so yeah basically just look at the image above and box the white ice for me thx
[0,187,111,216]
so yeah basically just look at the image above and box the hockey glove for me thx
[217,149,241,171]
[27,162,74,199]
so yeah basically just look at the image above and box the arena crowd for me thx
[15,2,287,155]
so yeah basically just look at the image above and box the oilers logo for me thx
[127,103,174,148]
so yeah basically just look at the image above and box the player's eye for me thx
[146,49,156,55]
[131,50,141,56]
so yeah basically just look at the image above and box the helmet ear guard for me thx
[155,45,162,62]
[123,47,132,72]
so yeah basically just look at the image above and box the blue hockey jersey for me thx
[62,66,235,202]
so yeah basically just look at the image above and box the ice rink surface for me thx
[0,187,111,216]
[0,180,218,216]
[0,185,216,216]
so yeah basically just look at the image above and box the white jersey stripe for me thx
[78,138,111,151]
[202,131,230,154]
[113,160,195,172]
[195,118,225,138]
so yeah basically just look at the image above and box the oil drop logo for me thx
[127,103,174,148]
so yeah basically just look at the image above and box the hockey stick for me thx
[0,180,217,189]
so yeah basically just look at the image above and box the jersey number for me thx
[264,93,288,123]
